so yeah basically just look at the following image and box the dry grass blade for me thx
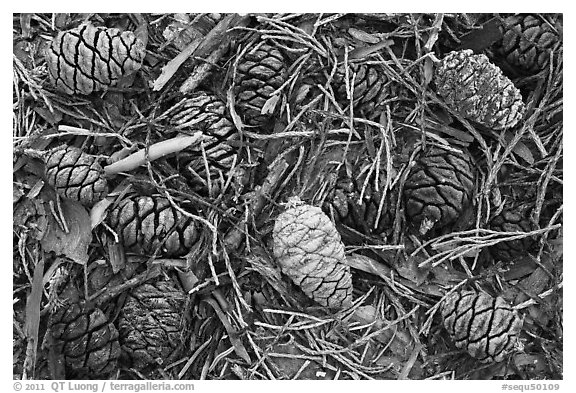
[203,297,251,364]
[22,254,44,379]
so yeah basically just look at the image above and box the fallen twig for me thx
[103,133,203,176]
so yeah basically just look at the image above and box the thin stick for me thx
[103,133,203,176]
[179,42,230,94]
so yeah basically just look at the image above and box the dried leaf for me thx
[512,140,535,165]
[348,27,380,44]
[90,196,114,229]
[261,95,280,115]
[423,56,434,86]
[418,116,475,144]
[204,297,251,363]
[26,179,45,199]
[40,199,92,265]
[90,182,132,229]
[33,107,63,126]
[457,17,504,53]
[348,39,394,60]
[513,354,549,374]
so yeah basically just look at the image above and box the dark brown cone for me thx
[234,42,287,128]
[168,90,239,173]
[48,301,120,378]
[107,195,200,257]
[118,279,188,370]
[332,61,392,120]
[404,145,475,235]
[86,261,138,296]
[441,291,523,363]
[323,147,394,237]
[489,205,537,262]
[495,14,561,74]
[45,22,145,95]
[44,145,108,207]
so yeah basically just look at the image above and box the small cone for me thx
[435,50,525,130]
[44,145,108,207]
[234,42,287,128]
[107,195,199,257]
[441,291,523,363]
[45,23,145,95]
[404,145,475,235]
[273,199,353,309]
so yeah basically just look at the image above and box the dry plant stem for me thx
[346,253,447,297]
[195,14,249,59]
[179,41,230,94]
[177,338,213,379]
[350,305,420,350]
[154,14,247,91]
[103,133,203,176]
[202,297,251,363]
[536,205,563,261]
[255,16,328,57]
[423,14,444,52]
[152,38,202,91]
[91,265,162,307]
[533,141,562,225]
[513,282,562,310]
[246,332,276,380]
[223,158,289,252]
[13,55,54,114]
[220,240,251,312]
[416,226,561,268]
[56,125,134,147]
[398,343,424,380]
[208,345,235,374]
